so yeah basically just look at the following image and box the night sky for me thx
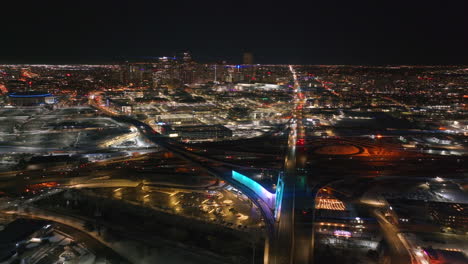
[1,0,467,65]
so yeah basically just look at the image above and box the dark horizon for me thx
[1,0,467,65]
[1,56,467,66]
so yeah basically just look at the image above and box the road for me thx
[271,66,315,264]
[372,209,413,264]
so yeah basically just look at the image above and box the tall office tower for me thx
[119,62,129,84]
[182,51,192,62]
[243,52,254,65]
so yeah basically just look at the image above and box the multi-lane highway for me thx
[271,66,315,264]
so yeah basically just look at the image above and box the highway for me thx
[372,209,413,264]
[271,66,315,264]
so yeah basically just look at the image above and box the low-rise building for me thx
[162,124,232,140]
[7,91,55,106]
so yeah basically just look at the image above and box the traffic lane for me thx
[272,65,307,264]
[373,210,412,264]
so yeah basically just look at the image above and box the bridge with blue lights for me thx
[232,170,284,217]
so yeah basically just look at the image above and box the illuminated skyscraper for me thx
[182,51,192,62]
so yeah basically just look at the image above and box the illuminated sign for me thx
[232,171,275,208]
[333,230,352,238]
